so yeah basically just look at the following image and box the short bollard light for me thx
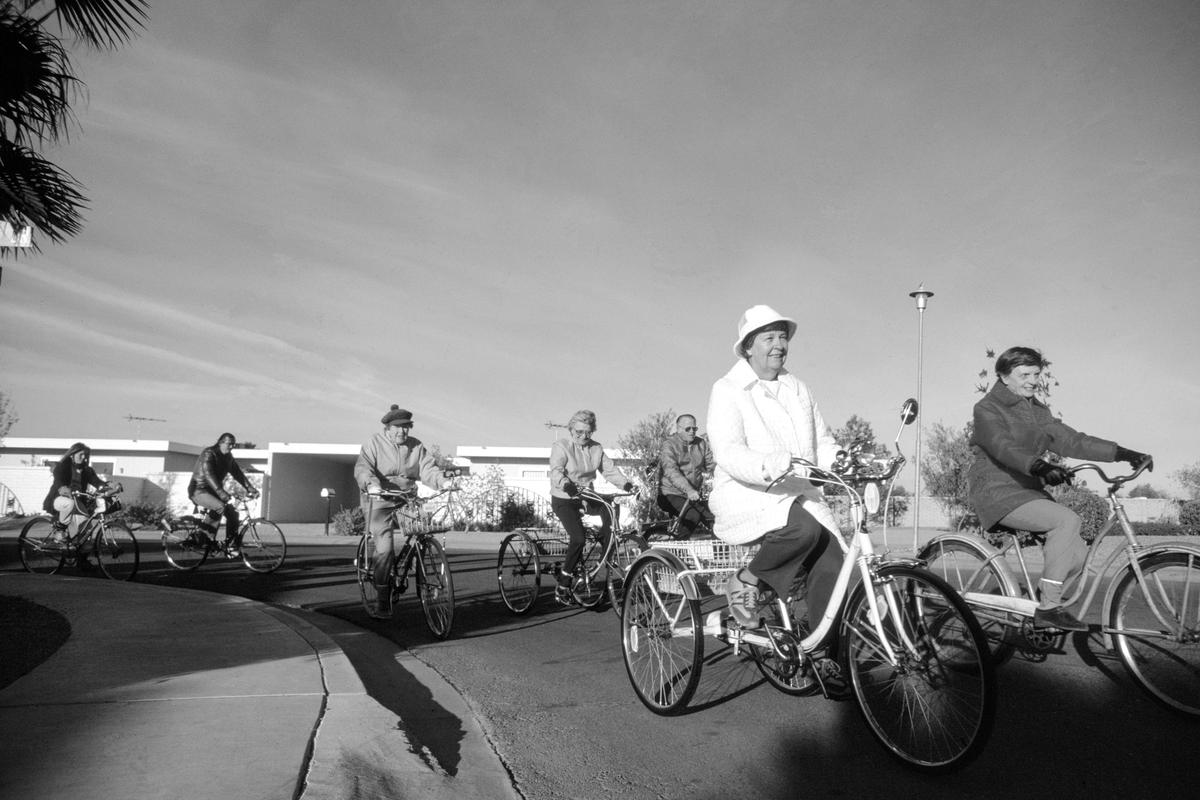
[320,488,336,536]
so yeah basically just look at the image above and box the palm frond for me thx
[27,0,149,50]
[0,7,78,145]
[0,136,87,249]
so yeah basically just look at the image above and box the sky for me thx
[2,0,1198,494]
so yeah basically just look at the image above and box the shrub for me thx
[1056,487,1109,543]
[332,506,365,537]
[1180,500,1200,534]
[498,496,540,531]
[1131,521,1192,537]
[122,502,173,529]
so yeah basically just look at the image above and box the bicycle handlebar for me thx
[1067,457,1154,487]
[72,482,123,498]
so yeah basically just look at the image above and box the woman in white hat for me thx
[706,305,844,634]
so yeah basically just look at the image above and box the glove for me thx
[1030,458,1069,487]
[763,451,792,483]
[622,481,634,493]
[1115,446,1152,471]
[563,480,579,497]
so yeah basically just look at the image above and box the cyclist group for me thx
[42,302,1150,638]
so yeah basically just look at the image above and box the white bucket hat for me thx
[733,304,797,357]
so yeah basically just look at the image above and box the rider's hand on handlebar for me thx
[1031,458,1070,486]
[622,481,635,493]
[686,489,701,502]
[1115,446,1152,472]
[563,480,579,497]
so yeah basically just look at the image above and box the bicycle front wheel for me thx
[94,520,140,581]
[840,565,995,773]
[162,520,209,571]
[620,553,703,715]
[1108,550,1200,715]
[355,535,390,619]
[416,536,455,639]
[497,532,540,615]
[240,519,287,573]
[606,533,647,618]
[919,537,1019,662]
[18,517,65,575]
[572,529,609,609]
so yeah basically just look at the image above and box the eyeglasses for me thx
[569,428,592,436]
[682,427,698,432]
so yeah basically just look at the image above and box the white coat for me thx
[705,359,841,544]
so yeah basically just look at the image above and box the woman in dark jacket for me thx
[968,346,1150,631]
[42,442,109,534]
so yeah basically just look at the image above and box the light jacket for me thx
[968,380,1117,530]
[549,438,629,500]
[658,433,715,497]
[354,433,447,500]
[706,359,841,544]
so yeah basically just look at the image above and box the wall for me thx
[267,453,357,523]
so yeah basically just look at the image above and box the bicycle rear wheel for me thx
[416,536,455,639]
[606,533,648,618]
[239,519,287,573]
[620,553,703,715]
[161,519,209,571]
[840,565,995,773]
[497,532,540,614]
[1108,550,1200,715]
[94,520,140,581]
[919,537,1019,662]
[18,517,65,575]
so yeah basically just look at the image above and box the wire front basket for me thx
[396,502,451,536]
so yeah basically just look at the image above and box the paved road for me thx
[4,529,1197,799]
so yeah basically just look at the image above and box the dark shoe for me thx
[223,542,240,558]
[814,656,851,700]
[1033,606,1088,632]
[76,556,95,572]
[725,569,764,628]
[554,584,576,607]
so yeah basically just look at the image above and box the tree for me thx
[0,389,16,443]
[921,421,975,527]
[833,414,887,456]
[1173,463,1200,501]
[1128,483,1166,499]
[617,409,676,521]
[1,1,148,252]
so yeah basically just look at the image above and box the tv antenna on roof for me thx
[126,415,166,439]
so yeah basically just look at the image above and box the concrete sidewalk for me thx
[0,573,519,800]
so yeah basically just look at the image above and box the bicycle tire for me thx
[620,552,703,715]
[94,519,140,581]
[356,535,391,619]
[572,529,609,609]
[161,519,209,571]
[497,532,540,615]
[18,517,65,575]
[1108,550,1200,716]
[416,536,455,639]
[239,519,287,573]
[606,533,648,618]
[840,565,995,773]
[919,537,1019,663]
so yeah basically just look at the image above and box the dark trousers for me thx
[191,491,240,541]
[747,502,842,625]
[551,495,612,584]
[657,493,714,537]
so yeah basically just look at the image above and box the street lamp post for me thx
[320,488,336,537]
[909,284,934,552]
